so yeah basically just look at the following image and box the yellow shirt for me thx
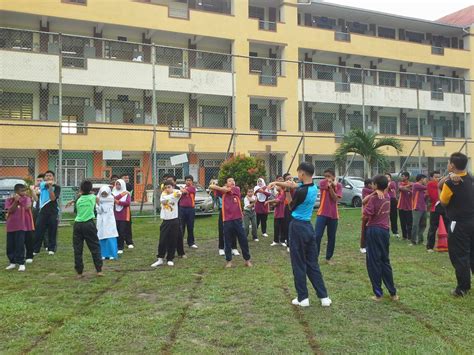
[439,172,468,206]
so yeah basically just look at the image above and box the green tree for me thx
[335,129,403,177]
[218,155,266,196]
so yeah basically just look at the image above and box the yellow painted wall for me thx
[1,0,473,171]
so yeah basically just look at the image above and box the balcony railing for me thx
[258,20,277,31]
[258,130,277,141]
[169,125,190,138]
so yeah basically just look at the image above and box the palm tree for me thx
[335,129,403,178]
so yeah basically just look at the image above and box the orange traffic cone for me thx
[435,216,448,252]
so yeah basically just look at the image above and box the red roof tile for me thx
[437,5,474,26]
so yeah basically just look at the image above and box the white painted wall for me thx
[300,79,470,113]
[0,50,59,83]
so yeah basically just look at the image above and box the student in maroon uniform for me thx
[266,185,287,247]
[209,178,252,268]
[360,178,374,254]
[363,175,399,302]
[385,173,399,238]
[179,175,198,249]
[410,174,428,246]
[315,169,342,264]
[254,178,270,238]
[5,184,33,272]
[397,172,413,241]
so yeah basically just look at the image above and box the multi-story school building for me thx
[0,0,473,203]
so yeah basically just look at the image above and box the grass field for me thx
[1,209,473,354]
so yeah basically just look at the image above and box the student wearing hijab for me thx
[112,179,134,254]
[96,186,119,260]
[254,178,270,238]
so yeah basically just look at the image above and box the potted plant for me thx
[145,184,154,203]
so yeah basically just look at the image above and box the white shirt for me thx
[244,196,256,211]
[160,191,181,220]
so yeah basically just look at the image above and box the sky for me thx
[326,0,472,21]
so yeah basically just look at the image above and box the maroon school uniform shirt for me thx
[217,186,243,222]
[5,196,34,233]
[254,189,270,214]
[364,193,391,230]
[387,181,397,199]
[362,187,373,199]
[317,179,342,219]
[397,181,412,211]
[273,190,286,219]
[114,193,131,221]
[412,183,427,211]
[179,185,196,208]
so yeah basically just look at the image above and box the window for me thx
[378,27,396,39]
[0,29,33,50]
[349,112,364,130]
[406,118,419,136]
[405,31,424,43]
[313,16,336,30]
[0,92,33,120]
[199,105,229,128]
[106,99,142,124]
[249,6,264,20]
[57,159,87,187]
[313,64,335,81]
[0,158,29,167]
[378,72,396,87]
[157,102,184,127]
[314,113,334,132]
[347,22,368,34]
[61,36,89,68]
[379,116,397,134]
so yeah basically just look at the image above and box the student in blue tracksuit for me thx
[269,162,332,307]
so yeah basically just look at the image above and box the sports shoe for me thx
[393,234,400,239]
[287,247,290,252]
[5,264,16,270]
[109,257,115,260]
[118,250,124,254]
[254,238,259,242]
[451,288,468,297]
[390,295,400,301]
[262,233,269,238]
[167,261,174,267]
[244,260,253,267]
[190,244,198,249]
[179,254,188,259]
[427,249,434,253]
[48,251,55,255]
[96,272,104,277]
[408,243,415,246]
[218,249,225,256]
[25,259,33,264]
[281,242,287,247]
[232,249,240,256]
[151,258,164,268]
[18,265,26,272]
[270,242,278,246]
[371,295,383,302]
[33,252,38,256]
[45,248,48,251]
[320,297,332,307]
[360,248,367,254]
[292,298,310,307]
[128,244,134,249]
[225,261,233,268]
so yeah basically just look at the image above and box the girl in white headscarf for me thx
[254,178,270,238]
[112,179,134,254]
[97,185,119,260]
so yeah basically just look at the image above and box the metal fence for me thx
[1,27,473,219]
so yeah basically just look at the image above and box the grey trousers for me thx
[411,210,427,245]
[243,209,257,240]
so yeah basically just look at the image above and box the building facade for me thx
[0,0,473,203]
